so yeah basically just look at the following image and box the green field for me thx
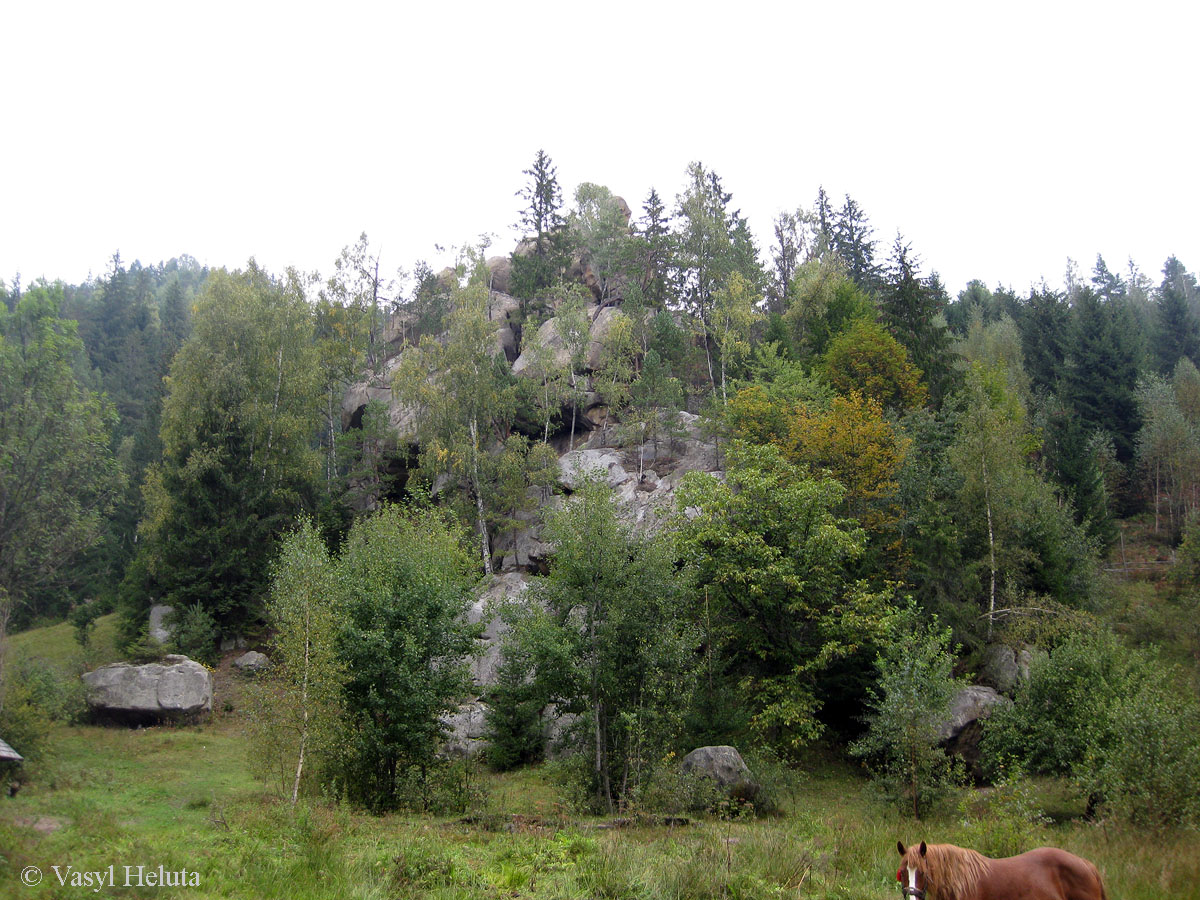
[2,622,1199,899]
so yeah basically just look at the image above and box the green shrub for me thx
[11,655,86,723]
[850,612,965,818]
[170,602,219,664]
[983,628,1200,827]
[1091,679,1200,827]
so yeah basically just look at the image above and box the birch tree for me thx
[392,262,517,574]
[254,519,345,804]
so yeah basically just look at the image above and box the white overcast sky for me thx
[3,1,1197,298]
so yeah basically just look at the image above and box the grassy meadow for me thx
[2,620,1200,899]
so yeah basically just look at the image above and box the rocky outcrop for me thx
[441,700,489,758]
[82,655,213,724]
[468,572,527,687]
[485,256,513,295]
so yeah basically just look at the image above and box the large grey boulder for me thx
[980,644,1035,695]
[939,685,1010,782]
[485,257,513,295]
[681,745,758,799]
[232,650,271,674]
[559,449,633,490]
[584,306,627,369]
[82,655,213,724]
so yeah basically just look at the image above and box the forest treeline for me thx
[3,152,1200,821]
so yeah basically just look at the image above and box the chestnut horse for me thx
[896,841,1107,900]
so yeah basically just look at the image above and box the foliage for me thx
[511,149,569,309]
[69,602,106,651]
[392,255,518,573]
[982,628,1200,826]
[677,441,897,751]
[496,478,698,811]
[790,391,910,556]
[621,349,685,468]
[1062,287,1143,464]
[0,285,124,625]
[782,257,874,360]
[820,317,927,411]
[948,363,1098,641]
[878,237,956,404]
[851,610,965,818]
[711,270,760,403]
[591,309,638,442]
[335,504,479,812]
[568,182,631,306]
[248,518,346,804]
[1136,368,1200,537]
[672,161,763,395]
[124,264,321,635]
[168,602,219,665]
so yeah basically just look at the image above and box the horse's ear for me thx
[897,841,906,856]
[919,842,927,857]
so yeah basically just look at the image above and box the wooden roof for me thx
[0,737,23,762]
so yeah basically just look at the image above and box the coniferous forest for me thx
[3,152,1200,897]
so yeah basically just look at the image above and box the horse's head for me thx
[896,841,929,899]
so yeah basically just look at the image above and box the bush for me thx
[10,656,86,723]
[983,628,1200,827]
[850,611,965,818]
[983,629,1143,780]
[69,602,106,650]
[1091,679,1200,827]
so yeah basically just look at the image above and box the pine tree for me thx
[1018,287,1071,395]
[634,187,672,308]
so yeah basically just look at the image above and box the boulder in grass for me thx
[82,655,213,724]
[681,745,759,802]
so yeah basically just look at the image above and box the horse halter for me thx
[898,866,926,899]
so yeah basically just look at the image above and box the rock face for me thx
[82,655,213,724]
[467,572,527,688]
[939,685,1011,782]
[485,256,513,295]
[681,745,758,799]
[148,604,174,644]
[441,700,489,758]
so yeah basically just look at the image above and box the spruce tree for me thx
[832,194,879,290]
[878,236,954,404]
[1153,256,1200,374]
[1063,287,1142,464]
[511,149,568,309]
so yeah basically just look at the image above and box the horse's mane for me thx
[912,844,992,900]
